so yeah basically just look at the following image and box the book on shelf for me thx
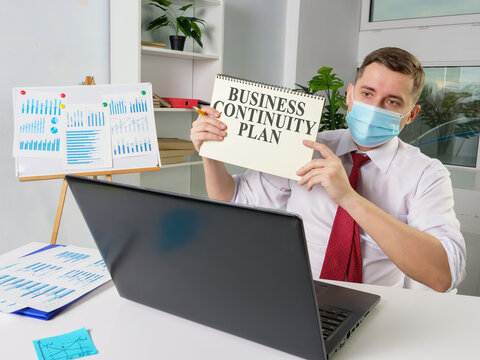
[160,148,195,158]
[141,40,166,48]
[160,156,185,165]
[158,138,195,151]
[153,93,172,108]
[199,74,325,180]
[158,138,197,166]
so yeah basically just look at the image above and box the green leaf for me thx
[191,22,202,42]
[147,15,169,31]
[149,0,172,7]
[148,3,168,11]
[179,4,194,11]
[191,28,204,47]
[309,66,344,92]
[294,83,317,95]
[186,17,206,26]
[177,17,192,37]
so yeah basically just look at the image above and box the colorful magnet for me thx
[103,102,108,107]
[60,104,65,109]
[60,93,66,98]
[20,90,26,95]
[141,90,146,95]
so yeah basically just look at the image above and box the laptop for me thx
[66,175,380,360]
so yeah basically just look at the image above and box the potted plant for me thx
[296,66,348,132]
[146,0,206,51]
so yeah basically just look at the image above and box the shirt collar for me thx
[336,130,399,174]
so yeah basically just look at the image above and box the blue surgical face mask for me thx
[346,87,413,148]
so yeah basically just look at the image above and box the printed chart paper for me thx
[200,75,325,180]
[62,104,112,170]
[0,245,111,313]
[13,90,64,158]
[103,92,157,159]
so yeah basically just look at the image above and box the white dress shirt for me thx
[232,129,466,291]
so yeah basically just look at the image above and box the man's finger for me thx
[200,105,221,118]
[296,159,327,176]
[302,140,335,159]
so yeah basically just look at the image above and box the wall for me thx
[223,0,287,86]
[0,0,110,254]
[294,0,361,91]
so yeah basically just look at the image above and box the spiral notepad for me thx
[199,74,325,180]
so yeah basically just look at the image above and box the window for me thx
[399,66,480,167]
[360,0,480,30]
[370,0,480,22]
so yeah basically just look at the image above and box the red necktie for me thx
[320,152,370,283]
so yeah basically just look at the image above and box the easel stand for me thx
[19,169,160,244]
[51,173,112,244]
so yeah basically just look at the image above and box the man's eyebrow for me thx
[360,86,405,102]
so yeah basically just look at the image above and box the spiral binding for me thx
[216,74,325,100]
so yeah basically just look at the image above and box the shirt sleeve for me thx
[232,170,291,209]
[407,162,466,291]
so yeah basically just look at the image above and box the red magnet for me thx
[20,90,26,95]
[60,93,66,98]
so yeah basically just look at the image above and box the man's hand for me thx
[296,140,355,206]
[190,106,226,152]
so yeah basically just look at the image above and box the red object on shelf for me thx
[162,98,209,109]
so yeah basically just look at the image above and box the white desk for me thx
[1,243,480,360]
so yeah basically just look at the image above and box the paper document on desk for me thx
[0,245,111,313]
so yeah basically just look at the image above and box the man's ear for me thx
[406,104,421,125]
[346,83,355,108]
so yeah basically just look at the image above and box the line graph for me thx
[110,114,153,157]
[102,91,157,158]
[33,327,98,360]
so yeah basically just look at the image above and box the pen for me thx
[192,106,220,119]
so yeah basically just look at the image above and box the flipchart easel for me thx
[15,77,162,244]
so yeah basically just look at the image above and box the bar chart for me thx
[14,92,63,158]
[62,104,112,169]
[67,107,106,128]
[108,96,149,115]
[21,97,62,116]
[19,138,60,152]
[0,245,111,313]
[65,130,108,167]
[110,115,153,156]
[19,117,45,134]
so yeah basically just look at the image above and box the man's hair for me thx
[356,47,425,103]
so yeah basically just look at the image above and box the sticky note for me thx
[33,327,98,360]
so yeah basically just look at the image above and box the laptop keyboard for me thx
[318,306,352,340]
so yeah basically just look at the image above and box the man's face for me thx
[346,62,420,132]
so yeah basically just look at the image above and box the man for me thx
[190,47,466,292]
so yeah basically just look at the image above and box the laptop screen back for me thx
[66,175,326,359]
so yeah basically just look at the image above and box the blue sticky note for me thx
[33,327,98,360]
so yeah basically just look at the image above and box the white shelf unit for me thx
[141,46,220,60]
[111,0,224,196]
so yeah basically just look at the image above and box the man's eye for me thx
[362,92,372,97]
[387,99,398,106]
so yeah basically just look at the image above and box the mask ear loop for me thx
[401,104,416,119]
